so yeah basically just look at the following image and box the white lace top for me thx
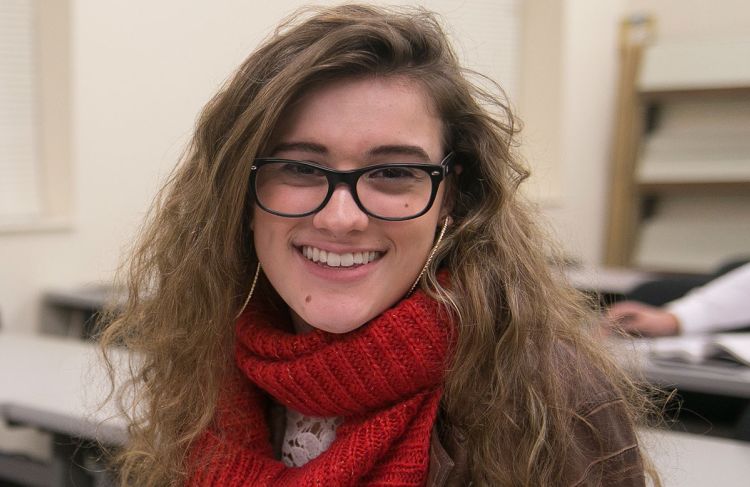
[281,408,342,467]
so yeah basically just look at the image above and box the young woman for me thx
[102,4,658,486]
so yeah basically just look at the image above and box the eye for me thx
[270,161,327,187]
[366,166,422,180]
[280,162,321,176]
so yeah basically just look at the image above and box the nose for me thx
[312,184,369,235]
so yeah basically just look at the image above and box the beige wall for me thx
[534,0,625,263]
[627,0,750,40]
[517,0,564,204]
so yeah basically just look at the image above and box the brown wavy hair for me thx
[100,4,660,485]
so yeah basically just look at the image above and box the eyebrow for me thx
[367,145,431,162]
[271,142,327,155]
[271,142,432,162]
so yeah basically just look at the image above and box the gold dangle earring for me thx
[408,216,451,296]
[235,262,262,319]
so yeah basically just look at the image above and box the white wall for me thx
[627,0,750,40]
[536,0,625,264]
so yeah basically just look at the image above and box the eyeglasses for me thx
[250,153,454,221]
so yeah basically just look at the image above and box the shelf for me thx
[638,181,750,192]
[605,25,750,271]
[633,193,750,273]
[638,39,750,94]
[636,97,750,187]
[637,160,750,186]
[640,85,750,101]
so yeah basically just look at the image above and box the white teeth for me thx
[301,246,381,267]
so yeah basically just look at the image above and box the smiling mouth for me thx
[300,245,383,268]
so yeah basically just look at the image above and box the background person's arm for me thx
[607,301,680,337]
[607,263,750,336]
[666,263,750,334]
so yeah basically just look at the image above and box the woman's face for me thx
[252,76,447,334]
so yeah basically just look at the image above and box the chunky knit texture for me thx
[188,290,452,486]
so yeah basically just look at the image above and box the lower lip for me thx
[295,248,380,282]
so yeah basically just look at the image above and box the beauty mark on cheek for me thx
[305,295,312,303]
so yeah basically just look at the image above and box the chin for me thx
[304,313,371,334]
[287,283,412,334]
[296,302,381,334]
[313,321,365,334]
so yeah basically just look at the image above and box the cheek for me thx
[391,215,441,266]
[435,185,450,219]
[407,203,445,267]
[252,211,289,262]
[250,206,260,234]
[251,209,265,253]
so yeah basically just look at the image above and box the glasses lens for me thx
[357,166,433,219]
[254,162,328,216]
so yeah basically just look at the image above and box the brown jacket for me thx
[269,388,644,486]
[426,388,645,486]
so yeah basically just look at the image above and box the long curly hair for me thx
[100,4,660,485]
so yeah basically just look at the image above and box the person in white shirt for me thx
[607,263,750,337]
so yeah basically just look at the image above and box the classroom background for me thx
[1,1,750,485]
[2,0,749,334]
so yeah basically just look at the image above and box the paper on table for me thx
[649,333,750,367]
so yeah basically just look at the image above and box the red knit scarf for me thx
[188,290,452,486]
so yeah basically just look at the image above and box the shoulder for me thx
[427,343,646,487]
[559,343,645,487]
[427,393,645,487]
[427,422,467,487]
[565,386,644,486]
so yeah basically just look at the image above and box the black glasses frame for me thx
[249,152,454,221]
